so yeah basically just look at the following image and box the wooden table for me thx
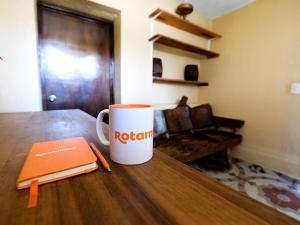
[0,110,298,225]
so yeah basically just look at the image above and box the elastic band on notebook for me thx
[27,180,39,208]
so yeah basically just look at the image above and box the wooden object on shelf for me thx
[153,58,163,77]
[153,77,208,86]
[149,34,219,58]
[175,3,193,20]
[149,8,221,39]
[184,64,199,81]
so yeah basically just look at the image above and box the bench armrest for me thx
[213,116,245,133]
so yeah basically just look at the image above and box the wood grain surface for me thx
[149,34,219,58]
[0,110,298,225]
[152,77,209,86]
[149,8,221,39]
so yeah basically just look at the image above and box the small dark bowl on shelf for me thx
[184,64,199,81]
[153,58,163,77]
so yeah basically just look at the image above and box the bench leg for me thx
[226,147,232,169]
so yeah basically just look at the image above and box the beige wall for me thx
[202,0,300,178]
[0,0,212,112]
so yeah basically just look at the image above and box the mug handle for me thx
[96,109,110,146]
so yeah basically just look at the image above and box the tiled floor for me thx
[189,157,300,221]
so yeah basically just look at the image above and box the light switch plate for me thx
[290,83,300,95]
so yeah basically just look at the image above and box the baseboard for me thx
[233,145,299,179]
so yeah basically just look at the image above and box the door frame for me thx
[37,2,115,110]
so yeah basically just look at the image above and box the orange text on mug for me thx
[115,130,153,144]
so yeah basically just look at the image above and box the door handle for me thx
[48,94,57,103]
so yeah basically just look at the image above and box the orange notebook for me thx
[17,137,98,190]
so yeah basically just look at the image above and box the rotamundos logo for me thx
[115,130,153,144]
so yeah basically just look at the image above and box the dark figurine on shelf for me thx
[153,58,163,77]
[184,64,199,81]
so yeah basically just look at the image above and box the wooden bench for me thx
[154,99,244,168]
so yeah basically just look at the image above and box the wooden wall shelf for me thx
[149,8,221,39]
[149,34,219,58]
[153,77,208,86]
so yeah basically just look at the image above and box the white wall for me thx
[91,0,212,106]
[0,0,212,112]
[0,0,42,112]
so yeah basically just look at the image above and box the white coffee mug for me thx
[96,104,154,165]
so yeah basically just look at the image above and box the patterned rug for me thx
[189,157,300,221]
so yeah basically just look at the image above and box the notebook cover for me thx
[17,137,97,189]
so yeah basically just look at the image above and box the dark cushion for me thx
[190,104,214,129]
[164,106,193,133]
[153,110,168,136]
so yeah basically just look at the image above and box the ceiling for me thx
[180,0,255,19]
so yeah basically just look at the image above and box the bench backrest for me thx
[154,104,214,136]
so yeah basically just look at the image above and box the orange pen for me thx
[90,143,112,172]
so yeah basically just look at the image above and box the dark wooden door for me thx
[38,5,113,117]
